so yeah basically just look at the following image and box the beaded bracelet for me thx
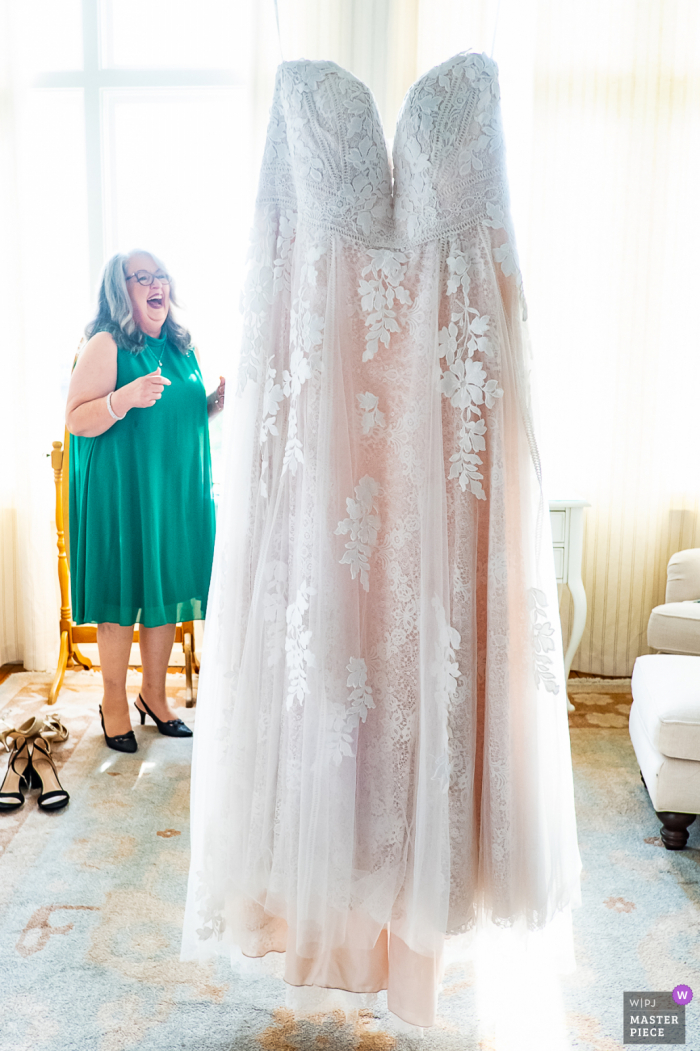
[106,391,126,421]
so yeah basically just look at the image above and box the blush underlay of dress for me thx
[181,51,581,1028]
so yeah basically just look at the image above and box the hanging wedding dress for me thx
[182,51,581,1028]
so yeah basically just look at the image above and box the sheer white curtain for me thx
[357,0,700,675]
[0,2,69,671]
[3,0,698,676]
[528,0,700,674]
[0,0,262,671]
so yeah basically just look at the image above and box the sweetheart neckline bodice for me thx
[258,49,515,251]
[277,50,492,145]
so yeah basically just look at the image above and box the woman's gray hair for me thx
[85,251,192,354]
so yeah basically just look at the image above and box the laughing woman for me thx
[66,251,223,752]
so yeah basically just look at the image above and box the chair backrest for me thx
[666,548,700,603]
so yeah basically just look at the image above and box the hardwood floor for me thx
[568,669,629,680]
[0,663,24,686]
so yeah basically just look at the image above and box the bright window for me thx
[25,0,254,476]
[100,0,250,70]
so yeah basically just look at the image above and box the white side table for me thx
[549,499,590,707]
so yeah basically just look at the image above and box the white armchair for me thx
[647,548,700,655]
[628,550,700,851]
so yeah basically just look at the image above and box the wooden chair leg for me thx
[48,630,70,705]
[70,645,93,670]
[184,634,195,708]
[181,621,200,674]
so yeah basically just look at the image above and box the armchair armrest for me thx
[666,549,700,603]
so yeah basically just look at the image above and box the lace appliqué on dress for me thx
[194,866,226,942]
[281,247,326,475]
[528,587,560,695]
[357,391,386,435]
[431,597,462,791]
[335,476,381,591]
[330,657,376,766]
[359,250,412,361]
[263,561,288,666]
[439,245,503,499]
[237,204,283,393]
[285,580,316,707]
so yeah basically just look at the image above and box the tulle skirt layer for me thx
[182,216,581,1026]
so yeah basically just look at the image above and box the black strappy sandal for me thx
[30,737,70,811]
[0,736,33,812]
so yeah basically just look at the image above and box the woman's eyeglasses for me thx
[126,270,171,286]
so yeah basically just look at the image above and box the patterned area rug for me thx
[0,670,698,1050]
[567,680,633,729]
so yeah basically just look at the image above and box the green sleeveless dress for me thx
[69,331,216,626]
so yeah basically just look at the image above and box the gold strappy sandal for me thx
[0,713,69,751]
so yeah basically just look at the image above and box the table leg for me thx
[564,575,587,712]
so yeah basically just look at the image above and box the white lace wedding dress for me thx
[182,51,581,1028]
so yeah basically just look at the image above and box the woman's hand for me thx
[207,375,226,417]
[116,367,171,413]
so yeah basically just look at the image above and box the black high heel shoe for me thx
[135,694,193,738]
[99,705,138,753]
[0,736,33,812]
[30,737,70,811]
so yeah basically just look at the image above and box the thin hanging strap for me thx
[273,0,285,62]
[490,0,502,58]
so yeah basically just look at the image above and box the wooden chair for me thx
[49,433,199,706]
